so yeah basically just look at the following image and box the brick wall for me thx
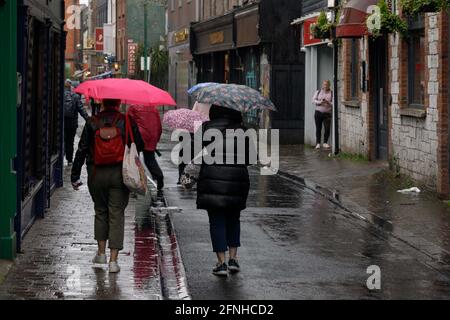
[390,13,440,188]
[338,39,369,156]
[65,0,81,77]
[338,8,448,193]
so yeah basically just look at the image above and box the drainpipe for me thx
[333,1,340,155]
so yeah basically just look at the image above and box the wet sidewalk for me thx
[276,145,450,268]
[0,165,162,300]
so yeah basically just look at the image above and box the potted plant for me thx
[401,0,449,16]
[311,11,334,39]
[368,0,408,38]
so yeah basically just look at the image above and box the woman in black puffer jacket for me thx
[197,105,252,276]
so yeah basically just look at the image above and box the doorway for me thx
[370,36,389,160]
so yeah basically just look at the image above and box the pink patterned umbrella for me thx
[163,108,209,133]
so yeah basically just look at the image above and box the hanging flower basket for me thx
[368,0,408,38]
[311,11,335,40]
[401,0,450,16]
[311,24,332,39]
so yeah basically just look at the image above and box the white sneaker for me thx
[315,144,321,150]
[323,143,331,149]
[109,261,121,273]
[92,254,107,264]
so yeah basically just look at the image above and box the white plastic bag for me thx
[123,143,148,195]
[123,114,147,195]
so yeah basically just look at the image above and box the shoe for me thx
[92,254,107,265]
[212,262,228,277]
[315,144,321,150]
[228,259,240,273]
[156,189,165,201]
[323,143,331,149]
[109,261,121,273]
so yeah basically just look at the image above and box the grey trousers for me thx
[87,164,130,250]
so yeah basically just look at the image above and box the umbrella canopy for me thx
[336,0,379,38]
[192,101,211,117]
[187,82,220,96]
[163,108,209,133]
[196,84,276,113]
[75,78,176,107]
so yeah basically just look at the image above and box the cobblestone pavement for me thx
[0,165,162,300]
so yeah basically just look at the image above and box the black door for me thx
[271,64,305,144]
[370,37,388,160]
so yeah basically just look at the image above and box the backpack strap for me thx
[125,112,135,145]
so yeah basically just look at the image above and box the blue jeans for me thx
[207,210,241,253]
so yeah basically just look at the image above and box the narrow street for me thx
[3,130,450,300]
[158,137,450,300]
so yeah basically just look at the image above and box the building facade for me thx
[294,0,335,147]
[191,0,305,141]
[65,0,81,78]
[335,2,450,196]
[168,0,200,108]
[116,0,166,79]
[11,0,65,257]
[0,0,18,260]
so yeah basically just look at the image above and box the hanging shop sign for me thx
[127,42,138,76]
[95,28,104,51]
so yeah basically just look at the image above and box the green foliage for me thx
[369,0,408,38]
[135,44,168,90]
[401,0,450,16]
[311,11,335,39]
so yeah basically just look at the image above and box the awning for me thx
[336,0,379,38]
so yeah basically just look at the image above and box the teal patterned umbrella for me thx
[196,84,277,113]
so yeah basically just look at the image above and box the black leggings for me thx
[315,111,331,145]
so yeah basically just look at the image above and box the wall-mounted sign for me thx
[128,43,138,76]
[209,31,224,45]
[303,17,325,47]
[95,28,104,51]
[175,28,189,43]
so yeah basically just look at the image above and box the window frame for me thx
[350,38,360,100]
[407,14,426,109]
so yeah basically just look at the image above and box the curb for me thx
[151,197,191,300]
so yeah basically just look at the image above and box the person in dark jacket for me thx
[71,99,144,273]
[197,105,252,276]
[64,80,90,165]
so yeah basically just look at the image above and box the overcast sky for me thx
[80,0,88,5]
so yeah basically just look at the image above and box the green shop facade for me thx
[0,0,66,260]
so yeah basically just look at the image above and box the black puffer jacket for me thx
[196,106,252,211]
[71,109,144,183]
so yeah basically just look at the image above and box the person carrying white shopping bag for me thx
[123,113,148,196]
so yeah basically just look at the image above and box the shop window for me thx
[408,15,425,109]
[350,39,360,100]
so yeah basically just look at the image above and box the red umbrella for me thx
[74,78,176,107]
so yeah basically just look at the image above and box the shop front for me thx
[15,0,65,252]
[296,15,334,147]
[169,27,194,108]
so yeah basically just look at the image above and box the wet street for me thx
[1,133,450,300]
[158,140,450,300]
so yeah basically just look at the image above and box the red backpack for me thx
[93,113,125,166]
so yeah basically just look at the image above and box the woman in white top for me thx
[312,80,333,150]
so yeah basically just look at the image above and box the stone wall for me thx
[390,13,440,187]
